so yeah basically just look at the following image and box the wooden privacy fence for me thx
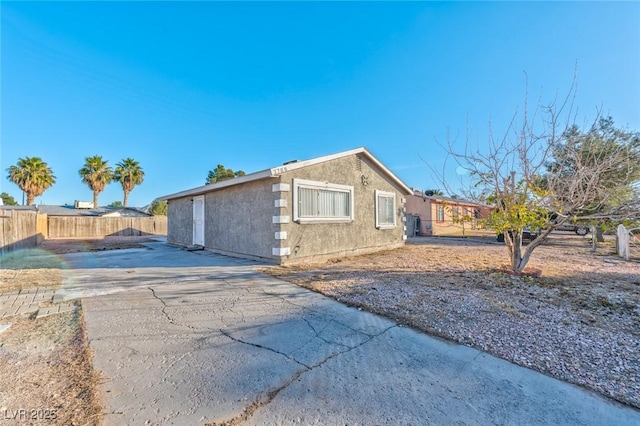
[0,209,45,254]
[1,212,168,253]
[47,216,167,239]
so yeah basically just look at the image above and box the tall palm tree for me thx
[79,155,113,208]
[113,158,144,207]
[6,157,56,205]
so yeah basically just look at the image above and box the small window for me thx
[375,190,396,229]
[436,204,445,222]
[453,207,459,220]
[293,179,354,223]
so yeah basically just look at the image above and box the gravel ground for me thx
[265,235,640,409]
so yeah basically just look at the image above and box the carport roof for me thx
[158,147,413,201]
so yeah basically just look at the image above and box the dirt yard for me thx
[0,237,156,425]
[265,234,640,409]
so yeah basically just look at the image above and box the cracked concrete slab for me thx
[64,242,640,425]
[249,324,619,425]
[85,289,304,425]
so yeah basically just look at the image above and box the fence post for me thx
[617,224,629,261]
[36,212,48,242]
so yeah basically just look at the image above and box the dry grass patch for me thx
[0,240,143,425]
[0,310,102,425]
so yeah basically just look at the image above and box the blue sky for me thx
[2,1,639,207]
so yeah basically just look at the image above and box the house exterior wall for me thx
[405,195,433,236]
[430,200,459,236]
[274,154,406,264]
[166,152,409,264]
[167,197,193,245]
[405,195,492,237]
[167,179,278,261]
[429,200,490,237]
[202,179,275,260]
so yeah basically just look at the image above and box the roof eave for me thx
[268,147,412,195]
[158,169,275,201]
[158,146,413,201]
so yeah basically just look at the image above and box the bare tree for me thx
[444,77,639,273]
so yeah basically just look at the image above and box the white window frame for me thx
[375,190,396,229]
[293,178,354,223]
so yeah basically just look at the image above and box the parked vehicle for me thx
[496,226,541,242]
[556,223,591,235]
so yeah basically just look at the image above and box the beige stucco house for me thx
[159,147,413,264]
[405,190,492,237]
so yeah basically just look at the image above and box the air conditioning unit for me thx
[74,200,94,209]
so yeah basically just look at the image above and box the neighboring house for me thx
[0,205,38,212]
[405,190,491,237]
[159,147,413,264]
[38,205,151,217]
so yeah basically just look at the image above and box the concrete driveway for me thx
[56,241,640,425]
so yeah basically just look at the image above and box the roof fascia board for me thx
[270,147,412,195]
[159,146,412,200]
[159,169,274,200]
[268,147,366,175]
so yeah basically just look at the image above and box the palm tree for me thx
[79,155,113,208]
[113,158,144,207]
[6,157,56,205]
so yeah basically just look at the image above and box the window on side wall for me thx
[436,204,445,222]
[375,190,396,229]
[293,178,354,223]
